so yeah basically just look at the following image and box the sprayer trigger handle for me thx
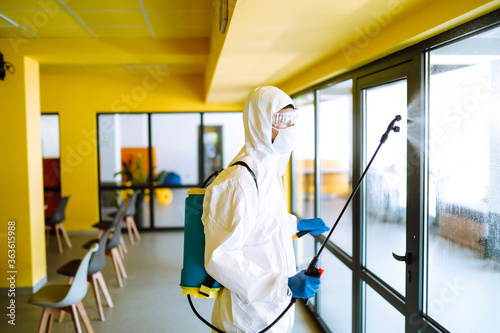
[305,266,322,278]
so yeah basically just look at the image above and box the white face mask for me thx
[272,126,298,154]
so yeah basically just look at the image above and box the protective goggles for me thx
[272,111,297,130]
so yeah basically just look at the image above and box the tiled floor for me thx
[0,231,321,333]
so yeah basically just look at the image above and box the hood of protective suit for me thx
[230,86,296,177]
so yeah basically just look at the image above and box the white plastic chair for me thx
[28,244,99,333]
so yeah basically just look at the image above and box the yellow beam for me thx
[0,39,209,64]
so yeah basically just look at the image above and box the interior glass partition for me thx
[292,92,316,219]
[203,112,245,178]
[318,80,354,255]
[98,113,151,227]
[425,25,500,333]
[97,112,243,230]
[151,113,201,228]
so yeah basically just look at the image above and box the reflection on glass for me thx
[293,92,315,218]
[426,26,500,333]
[319,80,353,255]
[319,251,352,333]
[99,189,151,228]
[152,114,200,186]
[364,80,407,296]
[203,113,245,179]
[148,188,187,228]
[365,282,405,333]
[99,114,149,186]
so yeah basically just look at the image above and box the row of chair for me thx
[31,191,141,333]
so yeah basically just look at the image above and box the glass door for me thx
[357,64,410,333]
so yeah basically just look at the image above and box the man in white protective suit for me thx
[202,86,330,332]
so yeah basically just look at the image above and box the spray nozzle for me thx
[380,115,402,143]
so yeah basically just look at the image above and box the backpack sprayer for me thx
[180,115,401,332]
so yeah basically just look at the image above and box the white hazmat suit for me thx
[202,86,299,332]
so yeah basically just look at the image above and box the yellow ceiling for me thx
[0,0,498,104]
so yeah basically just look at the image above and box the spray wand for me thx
[302,115,402,287]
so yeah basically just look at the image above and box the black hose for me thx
[259,298,296,333]
[187,294,296,333]
[187,294,224,333]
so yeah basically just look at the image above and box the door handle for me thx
[392,252,411,264]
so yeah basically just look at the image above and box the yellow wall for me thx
[0,55,46,289]
[40,71,243,232]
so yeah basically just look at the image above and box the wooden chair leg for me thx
[46,311,54,333]
[118,243,125,260]
[55,225,63,253]
[37,308,51,333]
[90,275,105,321]
[129,216,141,241]
[115,249,128,279]
[58,309,65,323]
[76,301,94,333]
[109,249,123,288]
[59,224,72,249]
[120,234,127,255]
[95,271,113,308]
[126,217,134,245]
[97,229,105,239]
[70,304,83,333]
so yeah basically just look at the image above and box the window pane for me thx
[365,283,405,333]
[364,80,407,296]
[99,114,150,186]
[293,92,315,218]
[319,251,352,333]
[203,112,245,179]
[41,114,60,158]
[100,189,150,228]
[319,80,353,255]
[426,26,500,332]
[151,114,201,186]
[149,188,186,228]
[41,114,61,218]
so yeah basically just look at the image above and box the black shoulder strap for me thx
[231,161,258,194]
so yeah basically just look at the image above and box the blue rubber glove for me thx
[297,218,330,236]
[288,270,320,299]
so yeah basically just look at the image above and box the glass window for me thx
[319,250,352,333]
[149,188,186,228]
[426,25,500,332]
[364,80,407,296]
[293,92,315,218]
[41,114,61,218]
[152,113,201,186]
[319,80,353,255]
[364,282,405,333]
[98,114,150,186]
[98,114,151,228]
[203,112,245,178]
[41,114,60,158]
